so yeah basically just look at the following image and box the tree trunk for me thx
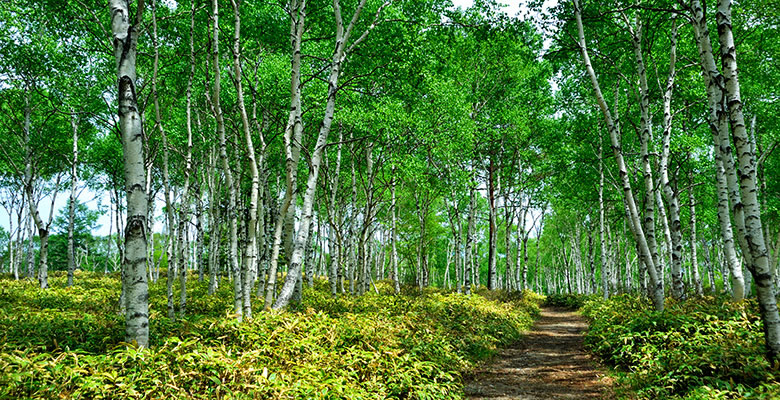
[689,181,704,296]
[174,0,197,318]
[210,0,242,319]
[464,182,477,294]
[447,188,463,294]
[25,215,33,279]
[22,90,53,290]
[712,0,780,361]
[691,0,747,303]
[391,169,400,294]
[598,137,609,298]
[145,155,155,283]
[415,196,429,290]
[574,0,663,311]
[196,182,204,282]
[110,0,148,347]
[151,0,176,321]
[504,193,514,291]
[588,229,596,294]
[326,130,343,295]
[206,148,220,295]
[622,11,666,299]
[305,216,316,287]
[265,0,305,309]
[273,0,382,309]
[359,143,376,294]
[656,23,686,299]
[230,0,260,320]
[67,114,79,287]
[487,156,497,291]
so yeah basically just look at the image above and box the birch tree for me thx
[110,0,149,347]
[573,0,664,311]
[272,0,392,308]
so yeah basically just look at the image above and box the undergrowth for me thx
[581,294,780,399]
[0,271,541,399]
[543,293,597,309]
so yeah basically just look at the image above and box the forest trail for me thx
[464,307,613,399]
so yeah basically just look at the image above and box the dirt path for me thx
[464,307,613,399]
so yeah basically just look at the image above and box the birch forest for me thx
[1,0,779,398]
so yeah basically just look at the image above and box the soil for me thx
[464,307,614,399]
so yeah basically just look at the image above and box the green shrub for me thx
[581,294,780,399]
[543,293,596,309]
[0,273,541,399]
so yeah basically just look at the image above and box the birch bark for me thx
[657,22,686,299]
[21,90,58,290]
[273,0,390,309]
[503,191,514,291]
[175,0,196,319]
[573,0,663,310]
[206,147,220,294]
[230,0,260,319]
[689,180,704,295]
[487,156,497,290]
[326,131,343,295]
[621,11,668,297]
[67,114,78,287]
[150,0,177,321]
[265,0,306,308]
[713,0,780,361]
[391,168,400,294]
[210,0,242,318]
[464,181,477,294]
[598,136,609,298]
[690,0,746,301]
[110,0,148,347]
[447,189,463,294]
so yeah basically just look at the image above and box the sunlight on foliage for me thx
[0,272,541,399]
[581,295,780,400]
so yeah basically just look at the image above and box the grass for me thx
[0,271,542,399]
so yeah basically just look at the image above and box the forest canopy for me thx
[0,0,779,397]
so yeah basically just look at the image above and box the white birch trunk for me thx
[622,11,666,297]
[690,0,746,301]
[689,182,704,296]
[464,182,477,295]
[210,0,242,318]
[391,169,400,294]
[206,148,220,294]
[713,0,780,361]
[327,130,343,295]
[574,0,663,310]
[111,0,148,347]
[504,194,514,291]
[657,22,686,299]
[21,91,54,290]
[447,189,463,294]
[230,0,260,320]
[273,0,387,308]
[151,0,176,321]
[265,0,306,308]
[487,157,497,290]
[67,114,79,287]
[175,0,196,318]
[599,137,609,298]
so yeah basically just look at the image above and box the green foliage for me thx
[543,293,597,309]
[0,272,541,399]
[581,295,780,399]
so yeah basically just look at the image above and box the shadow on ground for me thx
[464,307,614,400]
